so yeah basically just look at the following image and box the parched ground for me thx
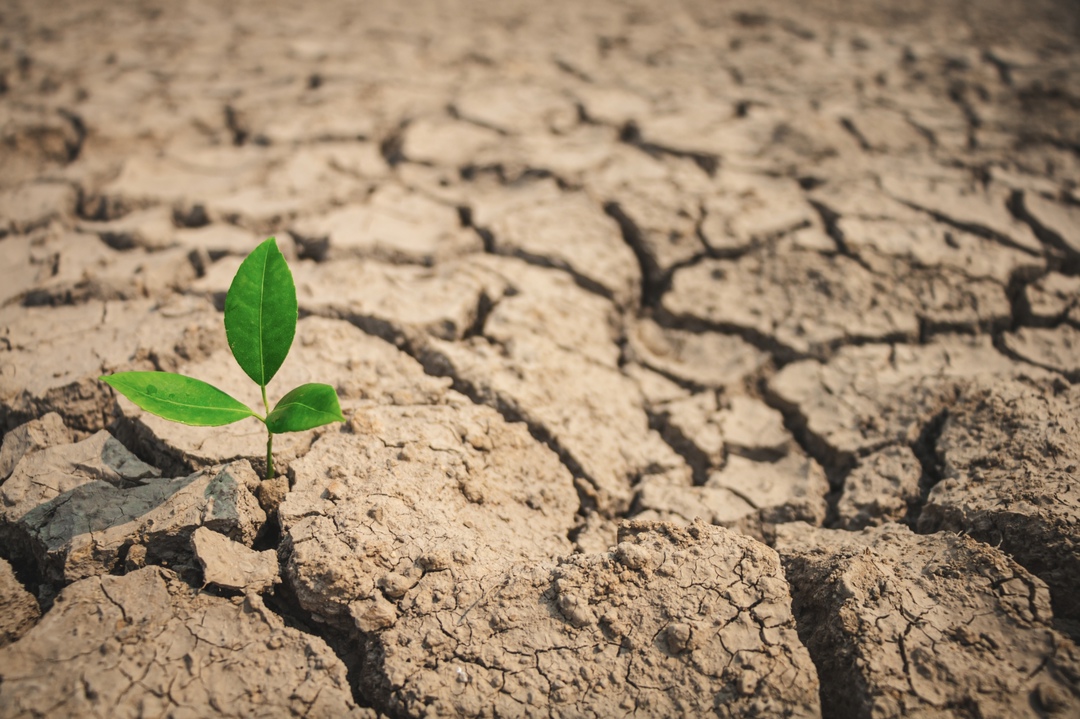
[2,0,1080,716]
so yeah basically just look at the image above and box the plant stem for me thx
[266,431,274,480]
[261,385,273,480]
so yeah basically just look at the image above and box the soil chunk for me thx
[0,412,72,481]
[369,520,822,718]
[192,525,279,593]
[777,522,1080,719]
[0,566,368,718]
[280,399,579,629]
[919,379,1080,630]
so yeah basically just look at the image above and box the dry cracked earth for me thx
[1,0,1080,717]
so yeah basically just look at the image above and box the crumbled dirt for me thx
[2,0,1080,716]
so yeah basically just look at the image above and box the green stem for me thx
[266,431,274,480]
[261,385,273,480]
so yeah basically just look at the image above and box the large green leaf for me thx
[100,372,256,426]
[224,237,297,387]
[265,383,345,433]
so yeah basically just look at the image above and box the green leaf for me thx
[224,237,297,388]
[101,372,256,427]
[265,383,345,433]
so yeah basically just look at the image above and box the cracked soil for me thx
[1,0,1080,716]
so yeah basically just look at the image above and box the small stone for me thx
[192,526,279,593]
[0,412,72,482]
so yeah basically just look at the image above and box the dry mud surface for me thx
[1,0,1080,716]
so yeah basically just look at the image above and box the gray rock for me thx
[0,412,72,482]
[367,521,822,718]
[776,522,1080,719]
[3,442,264,583]
[0,566,367,718]
[0,557,39,647]
[1,430,159,523]
[192,526,279,593]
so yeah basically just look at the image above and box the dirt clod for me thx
[777,522,1080,719]
[368,520,822,718]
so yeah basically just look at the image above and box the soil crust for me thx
[1,0,1079,716]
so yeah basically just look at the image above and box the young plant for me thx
[100,237,344,480]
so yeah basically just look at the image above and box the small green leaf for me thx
[265,383,345,433]
[101,372,256,427]
[225,237,297,388]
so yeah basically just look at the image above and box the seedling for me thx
[100,237,344,480]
